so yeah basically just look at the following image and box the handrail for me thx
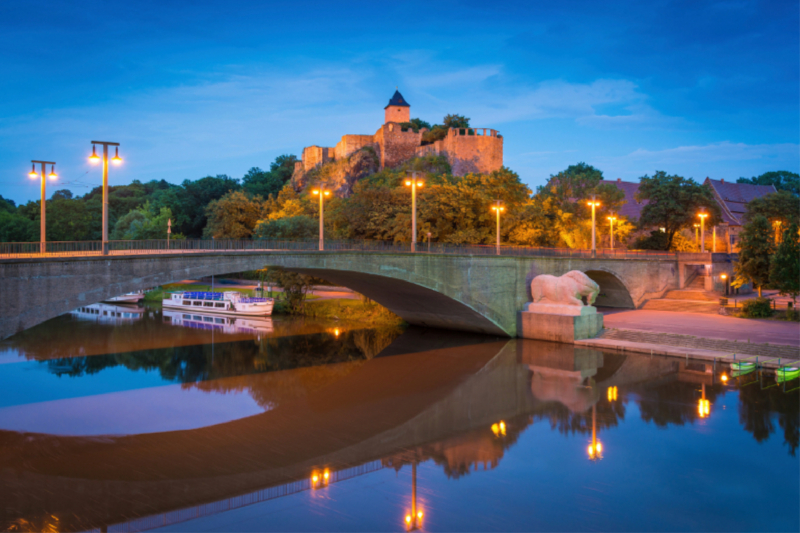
[0,239,680,260]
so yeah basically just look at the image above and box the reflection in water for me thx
[0,309,797,532]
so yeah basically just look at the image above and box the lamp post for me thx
[698,211,708,253]
[167,218,172,248]
[693,224,700,246]
[712,226,717,253]
[311,187,331,251]
[89,141,122,255]
[427,232,431,253]
[773,220,783,244]
[607,216,617,250]
[720,273,729,296]
[28,160,57,254]
[491,200,505,256]
[404,172,424,252]
[587,195,601,257]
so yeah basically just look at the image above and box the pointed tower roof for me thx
[384,90,410,109]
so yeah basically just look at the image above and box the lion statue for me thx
[530,270,600,307]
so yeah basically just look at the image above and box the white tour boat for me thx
[162,291,274,317]
[71,302,145,323]
[162,309,274,336]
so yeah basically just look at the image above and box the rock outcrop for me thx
[291,147,380,197]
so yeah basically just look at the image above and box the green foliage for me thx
[420,114,471,145]
[259,267,325,314]
[0,195,16,213]
[111,202,181,240]
[51,189,73,200]
[254,215,318,240]
[410,118,431,130]
[443,114,470,129]
[0,210,35,241]
[740,297,773,318]
[738,170,799,196]
[532,163,629,248]
[744,191,800,228]
[242,155,298,199]
[204,190,265,239]
[632,230,670,250]
[733,215,774,297]
[304,298,403,326]
[635,171,721,250]
[770,222,800,303]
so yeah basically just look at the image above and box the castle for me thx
[294,90,504,179]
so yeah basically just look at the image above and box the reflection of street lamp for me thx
[29,160,57,254]
[607,216,617,250]
[404,172,424,252]
[404,462,424,531]
[491,420,507,437]
[491,200,505,256]
[587,196,601,257]
[587,404,603,461]
[607,386,618,402]
[311,468,330,489]
[311,187,331,251]
[773,220,783,243]
[698,383,710,418]
[90,141,121,255]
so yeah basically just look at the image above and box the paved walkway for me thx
[599,308,800,347]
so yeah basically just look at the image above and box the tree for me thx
[254,215,318,240]
[635,171,721,250]
[51,189,73,200]
[204,191,265,239]
[0,211,35,241]
[410,118,431,130]
[443,114,470,129]
[258,267,325,314]
[111,203,179,240]
[770,222,800,304]
[733,215,774,297]
[738,171,799,196]
[743,191,800,229]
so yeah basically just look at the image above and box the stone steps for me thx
[663,290,718,301]
[641,299,720,314]
[598,328,800,359]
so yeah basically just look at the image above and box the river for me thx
[0,302,797,532]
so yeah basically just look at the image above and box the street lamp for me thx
[89,141,121,255]
[607,216,617,250]
[28,160,57,254]
[773,220,783,244]
[693,223,700,246]
[491,200,505,256]
[311,187,332,251]
[698,211,708,253]
[720,273,729,296]
[404,172,424,252]
[587,195,601,257]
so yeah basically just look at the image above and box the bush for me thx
[740,297,773,318]
[632,230,670,250]
[785,308,799,321]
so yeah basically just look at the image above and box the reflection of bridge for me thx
[0,239,713,338]
[2,329,704,532]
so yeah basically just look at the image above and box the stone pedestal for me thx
[517,303,603,343]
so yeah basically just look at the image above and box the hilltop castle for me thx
[293,90,504,181]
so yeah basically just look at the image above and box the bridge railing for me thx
[0,239,679,260]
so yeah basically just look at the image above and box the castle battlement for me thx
[295,90,503,181]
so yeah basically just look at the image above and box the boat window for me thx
[215,318,225,324]
[103,311,108,316]
[193,315,202,321]
[183,314,191,319]
[193,301,202,306]
[203,316,213,322]
[215,303,225,308]
[203,302,213,307]
[182,301,191,306]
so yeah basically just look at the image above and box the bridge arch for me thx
[583,269,635,309]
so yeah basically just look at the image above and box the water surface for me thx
[1,304,797,532]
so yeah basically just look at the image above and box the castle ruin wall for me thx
[335,134,376,160]
[374,123,422,169]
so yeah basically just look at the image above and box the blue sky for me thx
[1,0,797,204]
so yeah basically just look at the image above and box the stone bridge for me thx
[0,249,707,339]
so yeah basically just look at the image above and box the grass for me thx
[302,298,404,326]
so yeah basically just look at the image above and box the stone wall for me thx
[334,134,375,160]
[415,128,503,176]
[374,123,422,169]
[302,146,335,171]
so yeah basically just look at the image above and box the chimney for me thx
[617,178,621,183]
[720,178,725,183]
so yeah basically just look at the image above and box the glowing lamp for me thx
[405,515,412,524]
[48,166,57,180]
[312,474,319,483]
[720,274,727,280]
[324,190,330,196]
[721,374,729,382]
[112,147,122,165]
[89,145,100,164]
[405,180,412,186]
[28,164,37,179]
[596,442,602,453]
[323,469,330,480]
[416,181,423,187]
[417,511,423,519]
[587,200,600,207]
[312,190,320,195]
[334,328,340,337]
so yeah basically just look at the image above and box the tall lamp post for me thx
[587,195,601,257]
[28,161,57,254]
[698,211,708,253]
[89,141,122,255]
[312,187,331,251]
[693,224,700,246]
[607,216,617,250]
[491,200,505,255]
[404,172,424,252]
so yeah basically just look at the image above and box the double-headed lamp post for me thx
[312,187,331,251]
[404,172,424,252]
[491,200,505,255]
[28,161,57,253]
[587,195,601,257]
[89,141,122,255]
[607,216,617,250]
[698,211,708,253]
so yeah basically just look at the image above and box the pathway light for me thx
[587,196,600,257]
[491,200,505,255]
[698,211,708,252]
[311,187,331,251]
[28,160,57,254]
[404,172,424,252]
[89,141,121,255]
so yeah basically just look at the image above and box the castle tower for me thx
[384,89,410,124]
